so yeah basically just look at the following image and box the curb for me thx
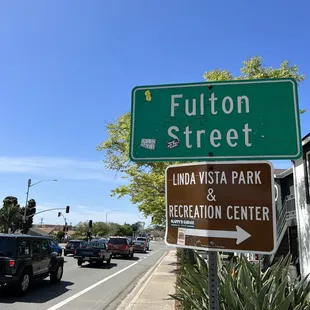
[117,250,170,310]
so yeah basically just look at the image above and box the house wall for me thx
[293,136,310,279]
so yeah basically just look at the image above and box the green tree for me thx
[97,57,306,224]
[131,221,143,236]
[92,221,110,236]
[75,221,89,236]
[116,223,133,236]
[55,231,65,242]
[0,196,21,233]
[108,222,121,236]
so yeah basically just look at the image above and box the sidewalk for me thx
[118,250,177,310]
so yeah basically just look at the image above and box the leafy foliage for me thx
[0,196,21,233]
[97,57,306,224]
[74,221,138,237]
[203,57,306,114]
[172,250,310,310]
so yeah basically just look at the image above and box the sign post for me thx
[208,251,219,310]
[165,161,276,254]
[130,78,301,162]
[165,161,275,309]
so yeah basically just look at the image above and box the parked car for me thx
[136,237,150,250]
[0,234,64,295]
[64,240,87,256]
[74,239,112,267]
[107,237,134,259]
[133,240,147,253]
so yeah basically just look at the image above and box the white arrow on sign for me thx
[183,226,251,245]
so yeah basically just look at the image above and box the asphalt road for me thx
[0,241,168,310]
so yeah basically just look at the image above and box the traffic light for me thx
[58,212,61,217]
[89,220,92,228]
[23,222,29,234]
[26,199,36,224]
[65,206,70,213]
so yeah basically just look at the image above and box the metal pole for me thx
[208,251,219,309]
[23,179,31,224]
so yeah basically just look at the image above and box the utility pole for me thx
[23,178,58,230]
[40,218,44,227]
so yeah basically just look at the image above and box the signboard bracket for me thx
[208,251,219,309]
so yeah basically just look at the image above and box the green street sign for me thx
[130,78,301,162]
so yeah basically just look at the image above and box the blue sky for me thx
[0,0,309,226]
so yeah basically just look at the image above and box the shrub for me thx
[172,250,310,309]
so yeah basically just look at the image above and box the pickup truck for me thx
[74,239,112,267]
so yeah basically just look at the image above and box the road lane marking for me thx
[46,261,139,310]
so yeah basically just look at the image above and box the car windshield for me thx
[87,241,104,248]
[0,237,15,256]
[68,241,81,246]
[108,238,127,245]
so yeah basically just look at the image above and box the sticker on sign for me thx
[164,161,276,254]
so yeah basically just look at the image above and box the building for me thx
[267,133,310,277]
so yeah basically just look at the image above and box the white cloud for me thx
[33,203,151,227]
[0,156,124,182]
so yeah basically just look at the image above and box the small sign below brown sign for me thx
[165,161,276,254]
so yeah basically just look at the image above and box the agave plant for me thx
[172,249,310,310]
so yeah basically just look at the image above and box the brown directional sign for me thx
[165,161,276,254]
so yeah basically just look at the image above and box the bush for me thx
[172,250,310,310]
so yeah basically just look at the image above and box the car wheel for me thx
[50,264,63,284]
[17,269,32,295]
[77,260,83,266]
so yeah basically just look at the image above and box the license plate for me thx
[84,257,90,261]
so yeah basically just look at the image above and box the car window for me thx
[88,241,105,248]
[0,237,15,256]
[108,238,127,245]
[49,239,56,247]
[68,241,81,246]
[42,240,49,252]
[19,240,31,256]
[32,240,41,254]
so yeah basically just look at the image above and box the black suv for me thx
[64,240,87,256]
[0,234,64,295]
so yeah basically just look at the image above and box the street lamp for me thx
[105,210,120,223]
[23,179,58,224]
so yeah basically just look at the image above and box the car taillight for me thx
[98,251,102,256]
[9,260,15,268]
[125,245,128,250]
[74,250,77,255]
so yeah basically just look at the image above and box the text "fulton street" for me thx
[168,92,252,149]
